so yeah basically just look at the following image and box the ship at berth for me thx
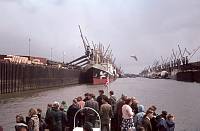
[84,58,118,85]
[67,26,120,85]
[140,44,200,83]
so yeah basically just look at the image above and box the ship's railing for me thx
[73,107,101,131]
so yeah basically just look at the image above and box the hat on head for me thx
[61,101,66,105]
[53,101,60,107]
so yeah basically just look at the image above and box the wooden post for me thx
[8,62,11,93]
[0,62,2,94]
[5,62,8,93]
[2,63,5,94]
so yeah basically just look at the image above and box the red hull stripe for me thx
[93,78,113,85]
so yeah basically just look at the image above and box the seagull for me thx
[131,55,138,61]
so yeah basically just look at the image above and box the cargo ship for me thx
[84,57,118,85]
[169,61,200,83]
[140,45,200,83]
[67,26,119,85]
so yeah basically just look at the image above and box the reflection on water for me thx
[0,78,200,131]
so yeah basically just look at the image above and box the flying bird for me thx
[131,55,138,61]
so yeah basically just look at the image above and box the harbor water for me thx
[0,78,200,131]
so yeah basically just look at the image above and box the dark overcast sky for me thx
[0,0,200,73]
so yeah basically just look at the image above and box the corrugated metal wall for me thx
[0,61,82,94]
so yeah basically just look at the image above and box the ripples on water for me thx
[0,78,200,131]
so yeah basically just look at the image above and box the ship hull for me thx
[92,77,114,85]
[170,70,200,83]
[84,66,115,85]
[169,61,200,82]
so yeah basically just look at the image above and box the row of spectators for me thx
[15,90,175,131]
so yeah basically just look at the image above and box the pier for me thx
[0,61,83,94]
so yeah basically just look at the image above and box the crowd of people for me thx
[15,90,175,131]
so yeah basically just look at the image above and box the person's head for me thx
[61,101,68,112]
[99,90,104,95]
[161,111,168,119]
[16,114,24,123]
[146,109,154,119]
[121,94,127,101]
[87,93,93,100]
[167,114,175,121]
[125,98,133,105]
[109,90,114,96]
[149,105,157,112]
[84,93,89,97]
[47,103,52,109]
[131,97,136,101]
[138,126,145,131]
[17,126,28,131]
[77,96,83,102]
[28,108,37,117]
[19,127,28,131]
[52,101,60,109]
[83,122,93,131]
[73,98,78,105]
[102,96,109,104]
[59,104,64,111]
[37,108,42,114]
[61,100,66,105]
[138,105,145,113]
[131,97,139,105]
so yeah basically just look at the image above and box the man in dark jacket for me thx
[96,90,107,110]
[131,97,139,114]
[84,93,99,127]
[116,94,127,131]
[157,111,168,131]
[46,102,67,131]
[100,96,112,131]
[67,99,80,131]
[141,109,154,131]
[109,91,117,131]
[45,104,52,130]
[149,105,159,131]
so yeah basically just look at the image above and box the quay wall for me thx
[0,61,83,94]
[176,70,200,83]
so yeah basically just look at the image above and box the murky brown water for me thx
[0,78,200,131]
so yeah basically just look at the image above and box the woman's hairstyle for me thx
[125,98,132,105]
[28,108,37,117]
[167,114,174,119]
[77,96,83,101]
[102,96,109,103]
